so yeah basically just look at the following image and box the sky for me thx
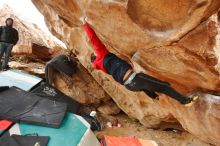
[0,0,66,47]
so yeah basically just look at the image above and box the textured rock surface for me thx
[98,101,121,115]
[52,63,111,105]
[32,0,220,145]
[0,4,63,59]
[8,57,45,77]
[0,4,111,105]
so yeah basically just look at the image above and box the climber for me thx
[80,17,197,106]
[0,18,19,71]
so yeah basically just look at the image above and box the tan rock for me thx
[51,63,111,105]
[9,60,45,77]
[0,4,63,59]
[32,0,220,145]
[98,101,121,115]
[179,15,220,70]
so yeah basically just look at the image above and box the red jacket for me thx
[83,23,109,73]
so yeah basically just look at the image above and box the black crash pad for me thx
[45,55,77,83]
[0,87,67,128]
[0,86,9,92]
[31,83,80,114]
[0,133,49,146]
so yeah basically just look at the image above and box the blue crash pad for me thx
[0,70,42,91]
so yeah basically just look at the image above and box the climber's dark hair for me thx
[5,18,13,24]
[91,53,96,63]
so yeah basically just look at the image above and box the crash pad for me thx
[9,113,100,146]
[0,133,49,146]
[0,120,12,135]
[101,135,158,146]
[0,87,67,128]
[45,54,77,84]
[0,70,42,91]
[31,82,80,114]
[0,86,9,92]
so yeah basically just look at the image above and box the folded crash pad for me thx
[0,133,49,146]
[31,82,80,114]
[45,54,77,84]
[0,87,67,128]
[0,88,13,135]
[9,113,100,146]
[0,70,42,91]
[101,135,158,146]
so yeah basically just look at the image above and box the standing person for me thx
[80,17,198,106]
[0,18,19,71]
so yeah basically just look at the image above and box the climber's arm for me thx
[83,22,109,56]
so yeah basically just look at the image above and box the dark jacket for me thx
[0,26,19,45]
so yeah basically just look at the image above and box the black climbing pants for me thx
[125,73,191,104]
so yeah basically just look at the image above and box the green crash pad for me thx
[18,113,88,146]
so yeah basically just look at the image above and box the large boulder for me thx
[0,4,111,106]
[0,4,63,59]
[32,0,220,145]
[51,64,111,105]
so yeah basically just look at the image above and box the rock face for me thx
[0,4,63,59]
[0,4,111,106]
[98,101,121,115]
[32,0,220,145]
[51,64,111,105]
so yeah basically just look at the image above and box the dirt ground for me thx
[8,55,46,77]
[7,57,212,146]
[95,113,211,146]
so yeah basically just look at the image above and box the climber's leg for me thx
[124,73,193,104]
[143,90,159,99]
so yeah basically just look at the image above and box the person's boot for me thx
[1,67,7,71]
[5,65,10,70]
[1,65,10,71]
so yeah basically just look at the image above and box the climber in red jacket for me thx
[81,17,197,106]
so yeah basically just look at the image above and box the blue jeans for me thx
[0,42,13,69]
[103,53,132,84]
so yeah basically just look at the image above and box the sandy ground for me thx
[8,55,46,77]
[7,56,212,146]
[95,113,211,146]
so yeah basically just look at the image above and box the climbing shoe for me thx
[184,95,199,107]
[1,65,10,71]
